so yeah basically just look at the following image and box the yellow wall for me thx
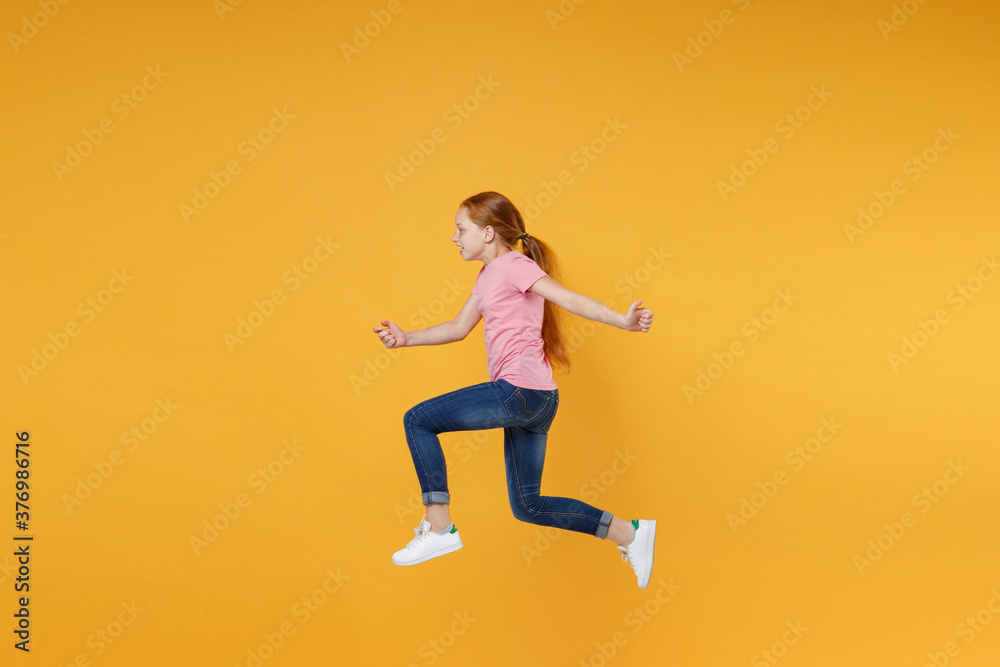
[3,0,999,665]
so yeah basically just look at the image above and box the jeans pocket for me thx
[503,385,553,423]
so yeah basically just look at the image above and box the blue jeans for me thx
[403,379,613,539]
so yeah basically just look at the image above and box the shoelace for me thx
[404,522,431,550]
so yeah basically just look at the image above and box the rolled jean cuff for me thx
[595,510,614,539]
[422,491,450,505]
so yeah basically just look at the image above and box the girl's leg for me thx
[503,423,613,538]
[500,384,617,537]
[425,503,451,532]
[402,381,512,527]
[398,378,654,583]
[605,517,636,546]
[504,420,656,588]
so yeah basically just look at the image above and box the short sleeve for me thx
[507,254,548,294]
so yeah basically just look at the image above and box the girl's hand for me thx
[374,320,407,348]
[624,300,654,333]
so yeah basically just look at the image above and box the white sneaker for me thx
[392,516,464,566]
[618,519,656,589]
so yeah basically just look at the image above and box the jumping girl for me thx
[373,191,656,589]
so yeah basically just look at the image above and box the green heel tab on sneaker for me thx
[631,519,639,530]
[449,525,458,534]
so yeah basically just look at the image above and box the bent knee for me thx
[510,495,543,523]
[403,405,423,429]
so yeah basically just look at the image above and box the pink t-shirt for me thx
[471,250,558,390]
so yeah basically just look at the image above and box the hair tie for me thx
[520,233,531,242]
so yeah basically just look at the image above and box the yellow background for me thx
[3,0,999,665]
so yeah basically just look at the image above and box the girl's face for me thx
[451,207,490,262]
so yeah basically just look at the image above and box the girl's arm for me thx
[528,276,653,332]
[375,293,483,348]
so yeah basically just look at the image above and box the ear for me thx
[484,225,494,242]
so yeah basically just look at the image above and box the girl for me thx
[373,191,656,589]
